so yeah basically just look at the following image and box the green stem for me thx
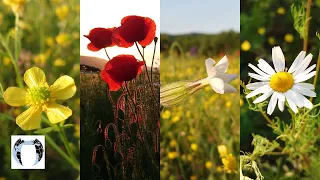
[310,50,320,102]
[58,125,78,164]
[303,0,312,51]
[301,103,320,119]
[46,135,80,171]
[15,12,20,61]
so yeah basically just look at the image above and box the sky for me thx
[161,0,240,35]
[80,0,160,66]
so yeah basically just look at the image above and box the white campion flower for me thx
[246,46,316,115]
[160,56,237,107]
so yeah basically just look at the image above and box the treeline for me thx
[161,31,240,57]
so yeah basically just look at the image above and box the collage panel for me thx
[160,0,240,179]
[240,0,320,179]
[80,0,160,179]
[0,0,80,179]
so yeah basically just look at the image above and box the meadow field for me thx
[160,52,240,180]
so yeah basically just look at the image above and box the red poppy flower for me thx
[84,27,116,51]
[100,55,145,91]
[112,15,156,48]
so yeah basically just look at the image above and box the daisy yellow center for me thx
[27,87,51,106]
[269,72,294,92]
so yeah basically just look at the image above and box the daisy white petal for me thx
[294,71,316,83]
[288,51,306,73]
[267,93,278,115]
[248,63,270,77]
[299,64,316,76]
[293,54,313,76]
[292,84,316,97]
[249,73,270,81]
[246,82,269,90]
[284,92,298,113]
[246,85,270,98]
[287,90,304,108]
[294,83,314,90]
[253,89,273,104]
[257,59,276,75]
[276,92,285,112]
[272,46,285,72]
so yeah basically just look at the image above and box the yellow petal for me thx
[24,67,47,88]
[49,75,76,100]
[45,103,72,124]
[16,106,42,130]
[3,87,27,106]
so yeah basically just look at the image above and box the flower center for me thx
[27,86,51,106]
[269,72,294,92]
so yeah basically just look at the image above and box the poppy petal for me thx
[84,27,116,51]
[100,66,123,91]
[112,28,134,48]
[138,17,156,46]
[87,43,100,51]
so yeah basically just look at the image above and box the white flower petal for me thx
[224,83,237,93]
[219,74,237,83]
[272,46,285,72]
[257,59,276,75]
[294,71,316,83]
[249,73,270,81]
[205,58,216,77]
[215,56,228,73]
[284,92,298,113]
[253,89,273,104]
[294,83,314,90]
[209,78,224,94]
[246,85,270,98]
[299,64,316,76]
[267,92,278,115]
[286,90,304,108]
[293,54,313,76]
[246,82,269,90]
[290,90,313,109]
[248,63,271,77]
[292,84,316,97]
[277,96,285,112]
[288,51,306,73]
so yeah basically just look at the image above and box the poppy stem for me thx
[150,38,158,82]
[134,42,158,105]
[104,48,111,60]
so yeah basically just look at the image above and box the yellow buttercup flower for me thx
[284,33,294,43]
[217,145,228,157]
[161,110,171,119]
[172,115,180,123]
[205,161,213,170]
[55,4,69,20]
[190,175,197,180]
[53,58,66,67]
[56,33,72,47]
[3,0,27,15]
[268,37,276,45]
[3,57,11,66]
[221,154,237,173]
[169,140,177,148]
[191,143,198,151]
[3,67,76,130]
[46,37,55,47]
[168,151,179,159]
[241,40,251,51]
[277,7,286,15]
[257,27,266,35]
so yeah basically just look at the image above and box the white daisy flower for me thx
[160,56,237,107]
[246,46,316,115]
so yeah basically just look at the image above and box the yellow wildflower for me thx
[168,152,179,159]
[46,37,55,47]
[216,165,223,172]
[187,154,193,161]
[190,175,197,180]
[0,177,6,180]
[169,140,177,148]
[277,7,286,15]
[3,57,11,66]
[205,161,213,170]
[225,101,232,108]
[222,154,237,173]
[172,115,180,123]
[33,53,47,64]
[162,110,171,119]
[284,33,294,43]
[55,4,69,20]
[241,40,251,51]
[257,27,265,35]
[13,108,21,116]
[74,124,80,138]
[268,37,276,45]
[240,98,244,107]
[191,143,198,151]
[53,58,66,67]
[3,67,76,130]
[3,0,27,15]
[218,145,228,157]
[186,110,191,118]
[56,33,72,47]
